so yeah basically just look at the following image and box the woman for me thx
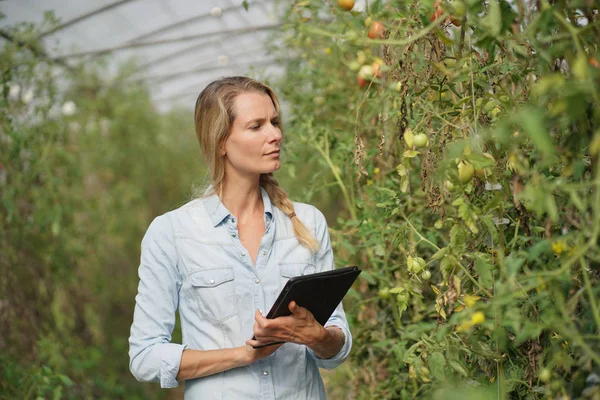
[128,76,352,399]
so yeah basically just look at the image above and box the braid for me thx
[260,174,320,253]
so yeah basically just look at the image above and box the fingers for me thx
[288,301,309,318]
[254,309,268,325]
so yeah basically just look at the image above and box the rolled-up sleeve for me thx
[306,207,353,369]
[129,214,186,388]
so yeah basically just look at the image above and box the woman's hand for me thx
[242,341,283,365]
[248,301,328,348]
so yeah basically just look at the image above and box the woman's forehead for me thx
[233,92,276,120]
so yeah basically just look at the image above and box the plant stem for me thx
[402,213,493,297]
[580,257,600,338]
[312,141,356,220]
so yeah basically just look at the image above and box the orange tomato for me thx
[337,0,355,11]
[368,21,385,39]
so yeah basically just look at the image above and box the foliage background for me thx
[274,0,600,399]
[2,0,600,399]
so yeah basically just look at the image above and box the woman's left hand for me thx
[247,301,327,348]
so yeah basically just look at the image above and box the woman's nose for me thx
[267,123,282,143]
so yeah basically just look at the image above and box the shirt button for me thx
[209,279,215,284]
[262,250,267,256]
[255,279,260,284]
[263,371,269,376]
[241,252,246,257]
[231,233,237,238]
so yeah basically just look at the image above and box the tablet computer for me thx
[251,265,361,348]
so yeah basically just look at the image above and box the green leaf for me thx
[475,256,493,288]
[403,150,420,158]
[346,288,360,300]
[448,360,468,377]
[514,323,542,346]
[505,253,525,279]
[527,240,550,261]
[361,270,376,285]
[432,247,449,260]
[374,244,386,257]
[482,0,502,36]
[376,187,397,198]
[242,0,249,11]
[480,215,498,242]
[545,194,558,222]
[428,352,447,380]
[515,106,557,165]
[569,191,586,213]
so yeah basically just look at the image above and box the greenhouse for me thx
[1,0,599,399]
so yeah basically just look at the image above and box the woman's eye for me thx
[250,125,260,130]
[271,120,280,126]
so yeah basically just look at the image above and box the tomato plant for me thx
[275,0,600,398]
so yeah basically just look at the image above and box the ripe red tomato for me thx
[357,75,367,88]
[368,21,385,39]
[430,1,443,22]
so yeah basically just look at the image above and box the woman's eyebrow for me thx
[244,115,279,127]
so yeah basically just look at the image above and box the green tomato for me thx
[458,161,475,184]
[358,65,374,80]
[348,61,361,72]
[421,270,432,280]
[452,0,466,17]
[539,368,551,383]
[378,288,390,300]
[396,292,408,303]
[413,133,428,148]
[412,257,426,274]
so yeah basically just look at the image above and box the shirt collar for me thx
[202,186,273,227]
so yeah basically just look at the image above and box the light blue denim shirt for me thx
[128,187,352,399]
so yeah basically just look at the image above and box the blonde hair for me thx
[194,76,319,252]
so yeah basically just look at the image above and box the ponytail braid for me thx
[260,173,320,253]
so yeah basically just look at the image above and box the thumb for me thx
[289,301,306,317]
[288,301,298,314]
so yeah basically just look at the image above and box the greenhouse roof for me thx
[0,0,294,111]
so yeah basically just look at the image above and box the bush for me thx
[1,16,200,399]
[274,0,600,398]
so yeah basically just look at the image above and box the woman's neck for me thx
[220,174,263,224]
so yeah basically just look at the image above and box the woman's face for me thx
[223,91,283,177]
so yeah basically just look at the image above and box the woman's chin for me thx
[263,161,281,173]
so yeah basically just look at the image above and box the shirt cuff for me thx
[160,343,187,388]
[310,324,351,370]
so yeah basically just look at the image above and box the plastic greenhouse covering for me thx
[0,0,292,110]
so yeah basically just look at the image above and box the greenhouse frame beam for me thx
[137,45,270,81]
[132,30,274,73]
[130,0,275,43]
[38,0,138,38]
[54,23,281,60]
[148,58,278,84]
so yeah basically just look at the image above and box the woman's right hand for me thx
[243,341,283,365]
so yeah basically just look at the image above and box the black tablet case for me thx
[251,266,361,348]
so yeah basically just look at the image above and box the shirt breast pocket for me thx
[189,267,237,322]
[278,262,316,290]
